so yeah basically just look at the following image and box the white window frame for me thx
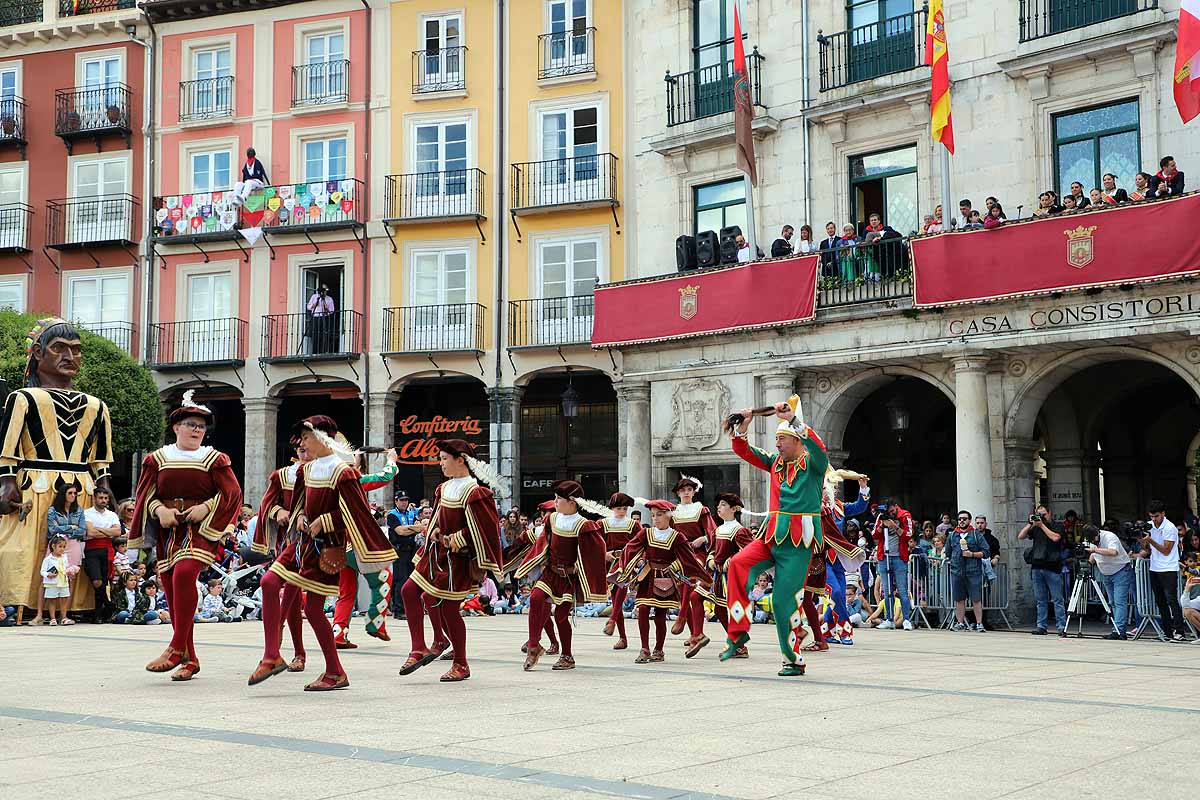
[66,152,132,245]
[0,274,27,312]
[75,48,126,87]
[0,162,28,250]
[293,20,351,106]
[544,0,592,72]
[291,124,356,185]
[301,135,349,183]
[529,94,608,206]
[178,136,239,195]
[174,262,239,363]
[188,147,235,194]
[417,11,465,90]
[185,43,234,119]
[530,228,606,345]
[0,60,23,99]
[62,267,134,350]
[405,243,476,350]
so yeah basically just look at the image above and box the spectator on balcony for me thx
[818,221,840,275]
[933,204,944,227]
[1067,181,1090,209]
[795,224,817,255]
[734,233,762,263]
[1034,191,1063,217]
[234,147,270,206]
[864,213,904,275]
[1150,156,1185,198]
[921,214,939,234]
[984,196,1000,214]
[964,210,984,230]
[1061,194,1079,214]
[1100,174,1129,204]
[770,225,794,258]
[1130,172,1153,201]
[306,284,336,354]
[983,204,1006,229]
[836,223,860,281]
[956,199,974,228]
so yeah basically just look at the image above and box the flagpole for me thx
[743,173,758,259]
[940,133,954,228]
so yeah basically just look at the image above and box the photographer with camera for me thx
[1082,522,1133,640]
[871,498,915,631]
[1018,504,1067,636]
[1139,500,1185,641]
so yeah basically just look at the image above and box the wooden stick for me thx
[722,406,779,434]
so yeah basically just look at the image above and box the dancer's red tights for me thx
[608,586,627,638]
[162,559,204,661]
[637,605,668,651]
[803,596,825,644]
[260,571,344,677]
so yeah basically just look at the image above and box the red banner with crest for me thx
[911,193,1200,307]
[591,255,818,348]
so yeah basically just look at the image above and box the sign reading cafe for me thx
[395,415,484,464]
[947,293,1199,337]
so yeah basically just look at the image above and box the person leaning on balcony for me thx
[983,204,1006,229]
[1067,181,1090,209]
[818,222,840,275]
[1100,173,1129,204]
[1149,156,1185,199]
[770,225,794,258]
[234,147,270,205]
[1032,191,1062,218]
[306,285,336,354]
[1129,172,1153,201]
[795,224,817,255]
[836,224,859,282]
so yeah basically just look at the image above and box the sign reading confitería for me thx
[947,293,1200,337]
[395,415,484,464]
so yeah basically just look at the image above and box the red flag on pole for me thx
[732,4,757,186]
[1175,0,1200,123]
[924,0,954,154]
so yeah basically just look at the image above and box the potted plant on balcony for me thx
[64,111,81,132]
[0,114,14,137]
[106,104,123,125]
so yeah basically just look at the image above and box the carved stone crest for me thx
[660,378,733,452]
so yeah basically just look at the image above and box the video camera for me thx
[876,509,895,523]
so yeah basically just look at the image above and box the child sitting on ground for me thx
[111,572,144,623]
[143,579,168,624]
[846,581,867,627]
[40,535,74,626]
[195,578,239,623]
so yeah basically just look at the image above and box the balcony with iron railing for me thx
[257,178,365,233]
[59,0,136,16]
[152,189,241,241]
[0,203,32,253]
[664,48,765,127]
[292,60,350,107]
[46,194,138,249]
[384,169,485,223]
[412,46,466,93]
[508,296,595,348]
[179,76,234,122]
[1,0,40,27]
[261,309,363,363]
[0,97,27,155]
[1019,0,1157,42]
[383,304,486,354]
[78,320,135,355]
[818,6,928,92]
[538,27,596,79]
[812,236,912,309]
[54,83,132,152]
[510,153,618,214]
[147,318,248,369]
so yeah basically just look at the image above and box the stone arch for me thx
[514,363,615,387]
[266,372,356,399]
[386,369,483,396]
[815,365,955,451]
[1006,345,1200,442]
[157,380,243,401]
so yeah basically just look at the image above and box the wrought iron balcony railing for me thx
[0,97,27,148]
[511,153,617,212]
[152,189,242,240]
[148,318,248,368]
[384,169,485,222]
[412,46,466,93]
[665,48,764,127]
[58,0,135,17]
[508,296,595,348]
[1018,0,1156,42]
[46,194,138,249]
[78,321,135,355]
[291,60,350,107]
[818,6,928,92]
[0,203,32,252]
[54,83,133,150]
[538,27,596,79]
[816,236,912,308]
[261,309,362,362]
[1,0,41,27]
[256,178,364,231]
[179,76,234,122]
[383,304,486,354]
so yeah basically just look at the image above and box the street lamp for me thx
[885,395,910,440]
[561,372,579,418]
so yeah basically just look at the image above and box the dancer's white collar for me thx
[163,443,211,461]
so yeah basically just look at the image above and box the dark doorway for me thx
[275,381,362,471]
[161,388,246,492]
[520,371,617,507]
[391,377,490,503]
[843,376,955,523]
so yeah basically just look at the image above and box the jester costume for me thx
[332,457,400,647]
[723,416,829,675]
[818,474,869,645]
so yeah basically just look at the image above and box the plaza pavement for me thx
[2,614,1198,800]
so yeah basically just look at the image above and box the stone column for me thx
[1042,448,1087,516]
[488,386,523,510]
[364,391,399,505]
[952,355,994,524]
[1003,437,1041,623]
[617,381,652,497]
[242,397,281,507]
[1187,466,1198,520]
[757,370,797,452]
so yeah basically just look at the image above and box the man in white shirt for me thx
[1085,523,1133,640]
[306,285,336,353]
[1139,500,1184,641]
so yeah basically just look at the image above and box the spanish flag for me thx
[924,0,954,154]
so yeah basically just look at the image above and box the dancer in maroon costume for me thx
[687,492,755,658]
[508,500,560,656]
[668,475,716,645]
[600,492,641,650]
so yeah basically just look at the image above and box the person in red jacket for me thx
[872,498,915,630]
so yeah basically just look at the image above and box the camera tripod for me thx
[1064,560,1118,638]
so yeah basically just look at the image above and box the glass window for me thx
[304,137,348,182]
[539,238,599,299]
[0,278,23,311]
[190,150,231,192]
[849,144,918,235]
[693,178,746,234]
[68,274,129,325]
[193,47,231,80]
[1053,99,1140,197]
[411,249,469,306]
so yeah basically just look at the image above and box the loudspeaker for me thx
[695,230,719,268]
[719,224,742,264]
[675,235,698,272]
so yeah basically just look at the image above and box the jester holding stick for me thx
[720,395,829,677]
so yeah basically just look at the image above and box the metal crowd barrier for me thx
[900,553,1012,630]
[1129,557,1196,641]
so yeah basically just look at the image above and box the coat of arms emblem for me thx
[1063,225,1097,269]
[679,284,699,320]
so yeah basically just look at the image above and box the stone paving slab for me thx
[1,615,1198,800]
